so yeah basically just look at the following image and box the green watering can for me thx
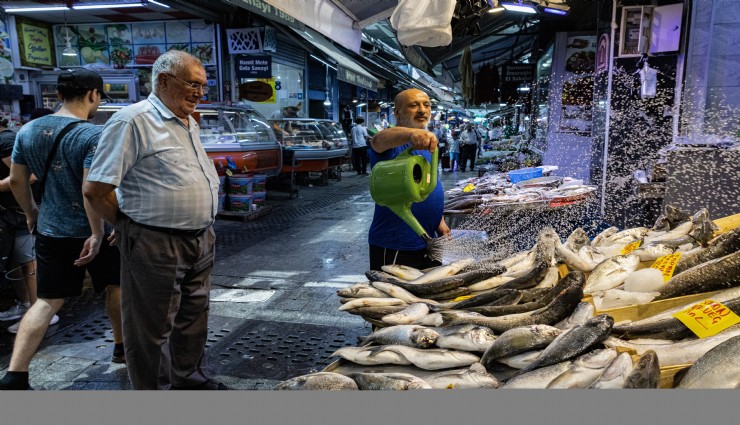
[370,146,439,246]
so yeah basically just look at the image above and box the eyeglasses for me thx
[165,73,209,94]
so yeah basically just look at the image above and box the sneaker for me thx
[7,314,59,334]
[112,345,126,364]
[0,302,29,322]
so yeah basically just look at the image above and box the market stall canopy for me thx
[290,26,379,92]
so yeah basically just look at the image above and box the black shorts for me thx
[36,233,121,299]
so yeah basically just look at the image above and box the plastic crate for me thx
[507,167,543,183]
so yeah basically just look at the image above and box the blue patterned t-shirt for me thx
[11,115,99,238]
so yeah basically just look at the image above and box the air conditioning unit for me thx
[618,6,653,57]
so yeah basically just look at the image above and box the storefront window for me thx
[533,43,554,143]
[238,62,304,120]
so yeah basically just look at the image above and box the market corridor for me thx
[0,169,474,390]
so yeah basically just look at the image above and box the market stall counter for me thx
[269,118,350,190]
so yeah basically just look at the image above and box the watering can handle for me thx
[398,146,438,197]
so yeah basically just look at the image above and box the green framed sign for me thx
[16,17,56,68]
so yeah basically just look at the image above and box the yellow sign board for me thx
[673,299,740,338]
[462,183,476,193]
[651,253,682,282]
[620,240,642,255]
[18,20,54,67]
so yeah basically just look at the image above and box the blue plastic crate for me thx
[508,167,543,183]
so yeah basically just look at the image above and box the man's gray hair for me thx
[151,50,203,94]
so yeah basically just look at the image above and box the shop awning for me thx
[291,27,379,92]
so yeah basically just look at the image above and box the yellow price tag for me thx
[651,253,682,282]
[453,295,474,302]
[620,240,642,255]
[462,183,476,193]
[225,169,233,177]
[672,299,740,338]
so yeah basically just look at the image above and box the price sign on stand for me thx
[620,240,642,255]
[462,183,476,193]
[673,300,740,338]
[651,253,682,282]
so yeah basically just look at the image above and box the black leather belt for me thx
[132,220,209,237]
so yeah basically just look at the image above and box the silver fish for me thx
[554,302,595,330]
[623,350,660,389]
[359,325,439,348]
[381,345,481,370]
[480,325,562,367]
[644,221,693,245]
[431,324,497,352]
[496,349,543,369]
[497,250,532,269]
[590,352,634,389]
[533,266,561,289]
[677,334,740,389]
[424,363,499,389]
[337,282,390,299]
[408,258,475,285]
[370,281,439,305]
[592,226,619,247]
[381,264,424,281]
[631,243,676,262]
[606,227,650,245]
[501,361,572,388]
[330,346,411,366]
[546,349,618,389]
[579,246,606,266]
[413,312,444,327]
[674,228,740,274]
[516,314,614,375]
[604,326,740,367]
[584,255,640,294]
[565,228,591,252]
[347,372,432,390]
[555,244,597,272]
[467,275,516,291]
[338,297,407,311]
[656,251,740,300]
[273,372,359,390]
[381,303,430,325]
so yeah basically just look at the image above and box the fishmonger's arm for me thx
[370,127,437,154]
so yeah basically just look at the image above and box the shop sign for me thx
[17,18,55,68]
[230,0,304,31]
[235,55,272,79]
[239,78,276,103]
[501,64,535,83]
[337,66,377,91]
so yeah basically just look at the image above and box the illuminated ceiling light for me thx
[486,0,506,13]
[62,11,77,57]
[500,1,538,14]
[5,6,70,12]
[323,94,332,106]
[541,1,570,15]
[73,3,143,10]
[147,0,171,7]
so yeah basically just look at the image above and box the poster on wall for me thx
[0,16,14,83]
[16,17,55,68]
[53,20,215,68]
[239,78,276,103]
[559,35,596,135]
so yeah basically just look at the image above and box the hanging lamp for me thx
[323,64,332,106]
[62,10,77,57]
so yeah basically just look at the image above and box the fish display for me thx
[273,372,359,390]
[306,205,740,390]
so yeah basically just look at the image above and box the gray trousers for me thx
[117,216,215,390]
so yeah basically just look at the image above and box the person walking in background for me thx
[459,124,479,172]
[83,50,224,390]
[367,88,450,271]
[351,116,371,175]
[0,69,123,391]
[0,111,52,332]
[448,128,460,172]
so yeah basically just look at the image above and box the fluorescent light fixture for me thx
[501,1,538,14]
[499,103,507,107]
[5,6,70,12]
[356,103,367,108]
[73,3,142,10]
[486,0,506,13]
[147,0,170,7]
[543,7,568,16]
[310,55,337,71]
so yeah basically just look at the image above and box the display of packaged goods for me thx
[229,175,253,195]
[218,175,226,194]
[252,192,266,210]
[253,174,267,193]
[229,194,252,212]
[218,193,226,212]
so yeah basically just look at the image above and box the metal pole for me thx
[600,0,618,217]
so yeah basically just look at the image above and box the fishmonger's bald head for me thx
[393,89,431,129]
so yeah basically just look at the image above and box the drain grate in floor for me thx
[206,318,368,381]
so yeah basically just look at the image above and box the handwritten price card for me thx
[673,299,740,338]
[651,253,682,282]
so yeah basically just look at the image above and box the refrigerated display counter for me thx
[91,103,282,177]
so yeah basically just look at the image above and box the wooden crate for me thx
[590,290,721,323]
